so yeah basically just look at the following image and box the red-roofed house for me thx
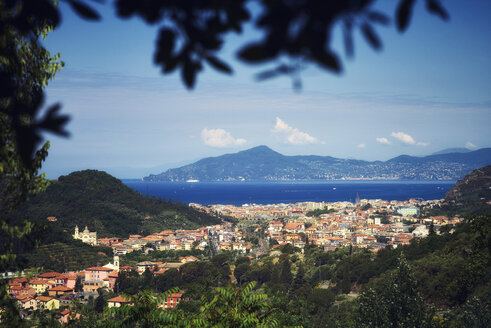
[284,222,305,233]
[29,279,48,294]
[159,293,183,309]
[17,296,37,310]
[48,286,73,297]
[38,272,60,280]
[36,296,60,310]
[59,309,81,324]
[107,296,132,308]
[267,221,283,232]
[84,267,113,293]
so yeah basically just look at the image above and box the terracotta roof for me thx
[108,296,131,303]
[85,267,113,271]
[39,272,60,278]
[36,296,54,302]
[284,222,304,230]
[19,297,34,303]
[12,277,27,283]
[50,286,72,292]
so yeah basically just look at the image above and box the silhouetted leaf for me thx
[182,60,197,89]
[312,51,341,73]
[16,125,42,168]
[68,0,101,21]
[343,21,354,58]
[368,12,390,25]
[155,28,175,64]
[256,67,282,81]
[206,56,232,74]
[38,103,70,137]
[238,44,276,63]
[361,23,382,50]
[256,64,298,81]
[426,0,449,21]
[396,0,416,32]
[163,57,179,73]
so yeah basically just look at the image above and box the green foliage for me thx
[121,249,205,268]
[357,253,435,328]
[75,275,83,292]
[104,288,179,328]
[17,170,221,238]
[306,207,336,217]
[0,4,66,324]
[234,262,250,285]
[22,241,111,272]
[191,282,278,328]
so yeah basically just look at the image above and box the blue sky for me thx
[42,0,491,178]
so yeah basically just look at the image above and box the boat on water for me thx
[186,179,200,183]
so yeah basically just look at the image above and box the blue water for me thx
[122,180,455,206]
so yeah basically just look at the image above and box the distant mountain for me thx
[144,146,491,182]
[431,148,472,155]
[19,170,221,238]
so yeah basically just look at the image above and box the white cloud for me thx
[201,128,247,148]
[273,117,320,145]
[376,137,391,145]
[391,131,428,146]
[357,143,366,149]
[391,131,416,144]
[465,141,478,149]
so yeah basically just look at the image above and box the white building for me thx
[397,206,420,217]
[73,226,97,246]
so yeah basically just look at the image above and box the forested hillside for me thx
[425,165,491,217]
[18,170,221,238]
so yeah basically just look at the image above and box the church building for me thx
[73,226,98,246]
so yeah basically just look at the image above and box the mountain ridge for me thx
[144,146,491,182]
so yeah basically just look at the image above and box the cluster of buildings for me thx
[6,255,187,321]
[192,198,462,252]
[94,224,252,255]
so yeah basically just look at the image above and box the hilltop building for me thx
[73,226,97,246]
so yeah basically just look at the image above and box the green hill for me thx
[24,241,112,272]
[19,170,221,238]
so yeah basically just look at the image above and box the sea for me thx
[122,180,455,206]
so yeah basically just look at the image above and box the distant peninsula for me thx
[144,146,491,182]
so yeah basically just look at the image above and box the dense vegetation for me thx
[17,170,221,238]
[6,170,222,272]
[23,242,112,273]
[426,165,491,217]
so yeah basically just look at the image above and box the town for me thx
[5,196,463,323]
